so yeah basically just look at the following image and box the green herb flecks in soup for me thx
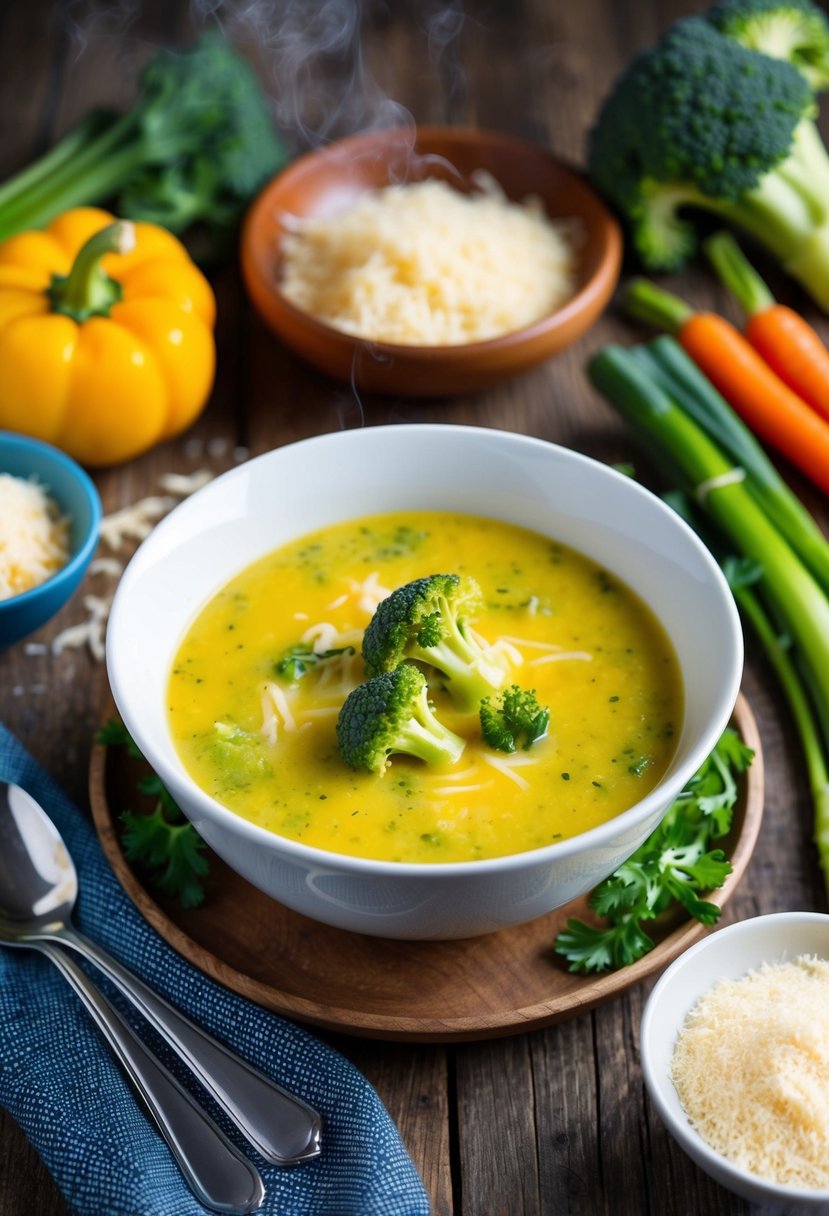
[167,511,683,863]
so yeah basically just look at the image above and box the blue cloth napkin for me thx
[0,723,431,1216]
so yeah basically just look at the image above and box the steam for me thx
[57,0,472,421]
[57,0,470,155]
[190,0,468,151]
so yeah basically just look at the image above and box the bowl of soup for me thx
[106,424,742,939]
[241,126,622,396]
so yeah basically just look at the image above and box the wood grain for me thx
[1,1,827,1213]
[88,696,763,1042]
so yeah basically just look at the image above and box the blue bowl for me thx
[0,432,102,649]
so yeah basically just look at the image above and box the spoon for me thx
[31,938,265,1213]
[0,780,322,1166]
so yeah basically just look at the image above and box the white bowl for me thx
[641,912,829,1214]
[106,424,743,940]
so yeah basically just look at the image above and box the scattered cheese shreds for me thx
[279,176,577,346]
[0,473,71,600]
[52,594,110,661]
[157,469,214,496]
[260,682,298,745]
[98,496,176,550]
[671,955,829,1190]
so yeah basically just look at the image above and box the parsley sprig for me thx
[554,728,754,974]
[97,719,210,908]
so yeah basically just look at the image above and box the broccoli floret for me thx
[274,643,355,683]
[208,721,271,788]
[707,0,829,90]
[336,665,466,775]
[588,16,829,308]
[362,574,508,711]
[480,686,550,753]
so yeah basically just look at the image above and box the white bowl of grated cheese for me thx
[0,431,101,648]
[642,911,829,1213]
[241,126,622,396]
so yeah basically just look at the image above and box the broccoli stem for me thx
[400,703,466,768]
[716,120,829,308]
[412,636,506,712]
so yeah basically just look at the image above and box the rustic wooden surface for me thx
[1,1,827,1213]
[87,696,764,1042]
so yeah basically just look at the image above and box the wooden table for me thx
[2,1,827,1212]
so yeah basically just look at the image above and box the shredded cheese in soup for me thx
[0,473,71,600]
[168,512,683,865]
[279,177,577,345]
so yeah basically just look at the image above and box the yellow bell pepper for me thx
[0,207,216,466]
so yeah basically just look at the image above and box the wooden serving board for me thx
[89,694,763,1043]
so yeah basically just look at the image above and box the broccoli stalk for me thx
[336,665,466,775]
[0,31,287,261]
[480,686,550,753]
[362,574,508,712]
[707,0,829,90]
[588,15,829,309]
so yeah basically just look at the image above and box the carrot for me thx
[625,277,829,495]
[705,231,829,425]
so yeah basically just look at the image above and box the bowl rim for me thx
[241,123,623,359]
[641,910,829,1202]
[107,423,743,878]
[0,430,101,612]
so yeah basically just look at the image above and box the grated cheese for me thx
[0,473,71,600]
[671,955,829,1190]
[260,682,298,746]
[279,175,577,345]
[481,751,537,790]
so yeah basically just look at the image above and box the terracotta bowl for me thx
[240,126,622,396]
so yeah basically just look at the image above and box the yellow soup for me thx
[168,511,683,863]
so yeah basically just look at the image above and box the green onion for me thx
[588,340,829,891]
[627,334,829,593]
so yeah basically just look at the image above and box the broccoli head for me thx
[480,686,550,753]
[336,664,466,775]
[588,15,829,308]
[707,0,829,90]
[362,573,508,711]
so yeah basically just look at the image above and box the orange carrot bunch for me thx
[625,248,829,496]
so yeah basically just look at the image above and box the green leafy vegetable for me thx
[555,729,753,973]
[275,643,355,683]
[479,685,550,753]
[0,31,288,262]
[97,718,209,908]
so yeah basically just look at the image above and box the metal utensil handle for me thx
[39,942,265,1215]
[59,926,322,1165]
